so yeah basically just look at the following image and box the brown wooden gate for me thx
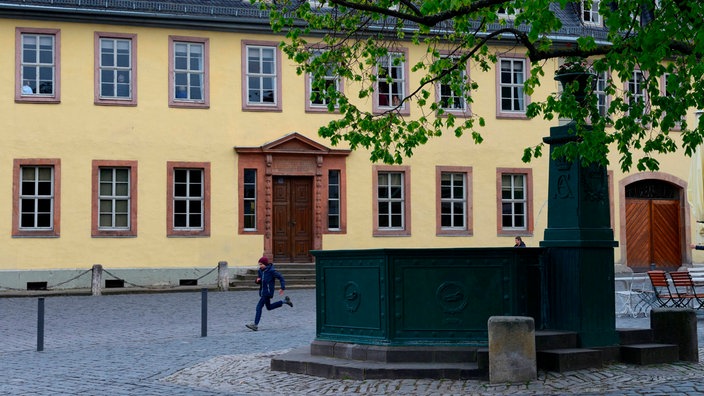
[625,198,681,272]
[273,177,313,263]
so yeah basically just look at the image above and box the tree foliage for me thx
[257,0,704,171]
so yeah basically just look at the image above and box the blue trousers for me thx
[254,295,283,325]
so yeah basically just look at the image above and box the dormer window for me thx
[308,0,331,8]
[497,7,521,19]
[582,0,601,26]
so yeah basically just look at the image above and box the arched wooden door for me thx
[272,176,313,263]
[625,180,681,272]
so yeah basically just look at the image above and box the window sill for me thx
[437,229,473,237]
[496,112,528,120]
[13,230,59,238]
[15,96,60,104]
[95,99,137,107]
[169,101,209,109]
[373,229,411,237]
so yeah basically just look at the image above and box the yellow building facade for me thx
[0,2,697,289]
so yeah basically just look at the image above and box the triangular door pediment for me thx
[262,132,329,154]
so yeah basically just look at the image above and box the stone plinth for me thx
[488,316,536,384]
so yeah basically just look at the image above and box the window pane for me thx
[174,214,187,227]
[175,183,188,197]
[328,200,339,214]
[174,200,187,213]
[37,181,52,196]
[189,200,201,213]
[328,216,339,229]
[115,169,129,182]
[115,214,128,228]
[99,214,112,227]
[99,200,112,212]
[328,186,339,199]
[21,213,34,228]
[115,183,129,197]
[244,169,256,183]
[22,181,35,195]
[114,200,128,212]
[21,199,34,213]
[99,183,113,196]
[189,214,202,227]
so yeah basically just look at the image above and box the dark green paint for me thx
[312,248,543,346]
[540,121,620,347]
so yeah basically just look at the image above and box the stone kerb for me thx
[488,316,537,384]
[650,308,699,362]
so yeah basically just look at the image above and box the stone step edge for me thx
[271,347,486,380]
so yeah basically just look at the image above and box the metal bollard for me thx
[201,288,207,337]
[37,298,45,352]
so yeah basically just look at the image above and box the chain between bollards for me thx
[37,297,45,352]
[201,288,207,337]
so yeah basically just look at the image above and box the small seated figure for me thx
[22,81,33,95]
[175,86,188,99]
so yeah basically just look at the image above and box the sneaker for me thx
[245,323,258,331]
[284,296,293,307]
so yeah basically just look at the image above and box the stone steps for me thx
[476,328,678,373]
[620,343,680,365]
[272,346,487,380]
[537,348,603,372]
[273,326,684,380]
[229,263,316,290]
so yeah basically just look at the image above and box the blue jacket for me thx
[258,264,286,298]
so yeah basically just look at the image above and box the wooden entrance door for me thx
[273,177,313,263]
[625,198,681,272]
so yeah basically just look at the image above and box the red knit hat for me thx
[258,256,269,265]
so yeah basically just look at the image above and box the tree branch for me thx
[326,0,511,27]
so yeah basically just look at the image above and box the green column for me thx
[540,122,619,347]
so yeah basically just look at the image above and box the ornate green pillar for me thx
[540,118,619,347]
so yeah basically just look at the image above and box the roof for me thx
[0,0,609,42]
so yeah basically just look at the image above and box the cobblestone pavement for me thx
[2,288,704,395]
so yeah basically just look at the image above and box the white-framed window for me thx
[595,70,609,117]
[498,58,527,115]
[374,165,411,236]
[98,167,131,230]
[497,7,520,19]
[19,165,54,231]
[17,28,60,103]
[307,50,341,111]
[501,173,527,231]
[243,169,257,230]
[377,171,405,230]
[627,70,646,116]
[582,0,601,25]
[173,169,204,230]
[662,72,683,129]
[92,160,137,237]
[436,166,472,236]
[13,159,61,237]
[308,0,332,8]
[21,33,54,96]
[173,41,204,101]
[328,170,341,230]
[440,172,467,230]
[167,162,210,237]
[99,37,132,100]
[376,52,407,111]
[246,45,277,106]
[437,57,469,114]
